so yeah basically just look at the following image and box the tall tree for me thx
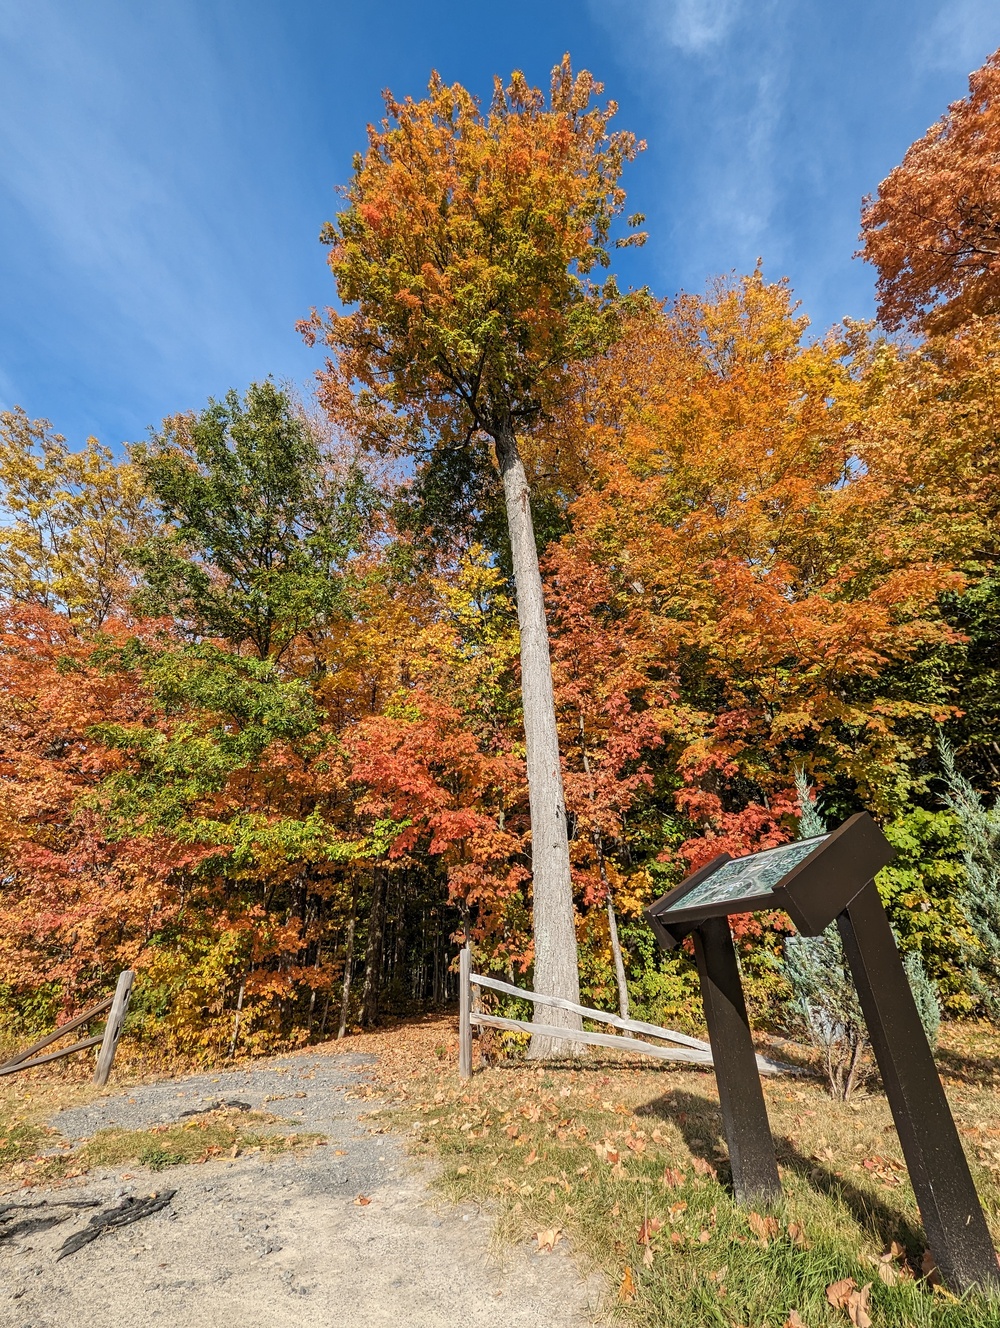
[860,49,1000,333]
[554,274,965,827]
[302,57,645,1053]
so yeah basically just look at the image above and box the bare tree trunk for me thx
[494,423,583,1057]
[337,906,356,1040]
[578,711,630,1024]
[360,869,386,1028]
[607,897,630,1022]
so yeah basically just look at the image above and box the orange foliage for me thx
[860,49,1000,334]
[552,273,963,841]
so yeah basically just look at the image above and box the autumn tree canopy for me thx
[860,48,1000,333]
[4,50,1000,1057]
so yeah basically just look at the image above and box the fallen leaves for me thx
[353,1194,371,1207]
[535,1227,562,1253]
[920,1249,941,1286]
[860,1155,905,1187]
[618,1265,635,1302]
[826,1277,872,1328]
[636,1217,664,1245]
[873,1239,912,1285]
[747,1211,779,1247]
[784,1312,808,1328]
[691,1156,717,1179]
[662,1165,685,1188]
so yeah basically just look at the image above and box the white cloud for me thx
[589,0,745,66]
[663,0,743,55]
[588,0,790,275]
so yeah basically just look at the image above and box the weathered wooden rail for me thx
[457,947,781,1077]
[0,970,134,1086]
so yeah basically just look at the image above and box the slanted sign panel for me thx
[657,835,829,918]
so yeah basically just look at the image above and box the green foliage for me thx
[945,577,1000,785]
[0,406,153,626]
[783,773,868,1099]
[903,949,941,1048]
[131,381,369,659]
[783,774,945,1091]
[938,735,1000,1013]
[878,808,972,1013]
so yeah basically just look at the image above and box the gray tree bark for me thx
[337,905,356,1040]
[607,897,630,1023]
[494,423,583,1057]
[578,712,630,1025]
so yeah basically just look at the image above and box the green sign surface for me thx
[658,835,829,916]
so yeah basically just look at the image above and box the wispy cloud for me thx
[0,0,322,443]
[914,0,1000,75]
[587,0,790,283]
[651,0,743,56]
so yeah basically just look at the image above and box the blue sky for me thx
[2,0,999,450]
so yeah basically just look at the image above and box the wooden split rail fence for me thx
[0,970,134,1087]
[458,947,781,1078]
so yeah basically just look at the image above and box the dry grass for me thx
[0,1052,323,1190]
[337,1014,1000,1328]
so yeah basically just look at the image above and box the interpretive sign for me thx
[653,835,828,921]
[644,812,998,1295]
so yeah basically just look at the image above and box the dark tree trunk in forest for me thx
[337,894,357,1040]
[360,869,387,1028]
[494,423,583,1056]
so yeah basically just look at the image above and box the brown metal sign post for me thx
[645,813,998,1295]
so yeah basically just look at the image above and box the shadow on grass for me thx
[932,1045,1000,1091]
[636,1086,925,1250]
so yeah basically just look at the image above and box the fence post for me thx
[93,970,134,1088]
[459,946,472,1079]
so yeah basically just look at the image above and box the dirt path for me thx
[0,1051,602,1328]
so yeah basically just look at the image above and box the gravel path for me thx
[0,1051,602,1328]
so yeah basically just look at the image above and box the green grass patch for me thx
[0,1100,324,1187]
[0,1119,49,1169]
[74,1108,323,1174]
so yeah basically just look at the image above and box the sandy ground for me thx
[0,1052,602,1328]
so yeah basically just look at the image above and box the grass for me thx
[0,1060,325,1189]
[70,1108,323,1174]
[345,1015,1000,1328]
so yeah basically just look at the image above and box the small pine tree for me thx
[794,768,828,840]
[903,950,941,1048]
[783,769,941,1094]
[783,769,869,1099]
[938,735,1000,1013]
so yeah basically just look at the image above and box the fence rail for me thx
[0,970,134,1085]
[458,948,784,1077]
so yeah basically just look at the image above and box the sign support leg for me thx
[692,918,781,1205]
[838,882,998,1293]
